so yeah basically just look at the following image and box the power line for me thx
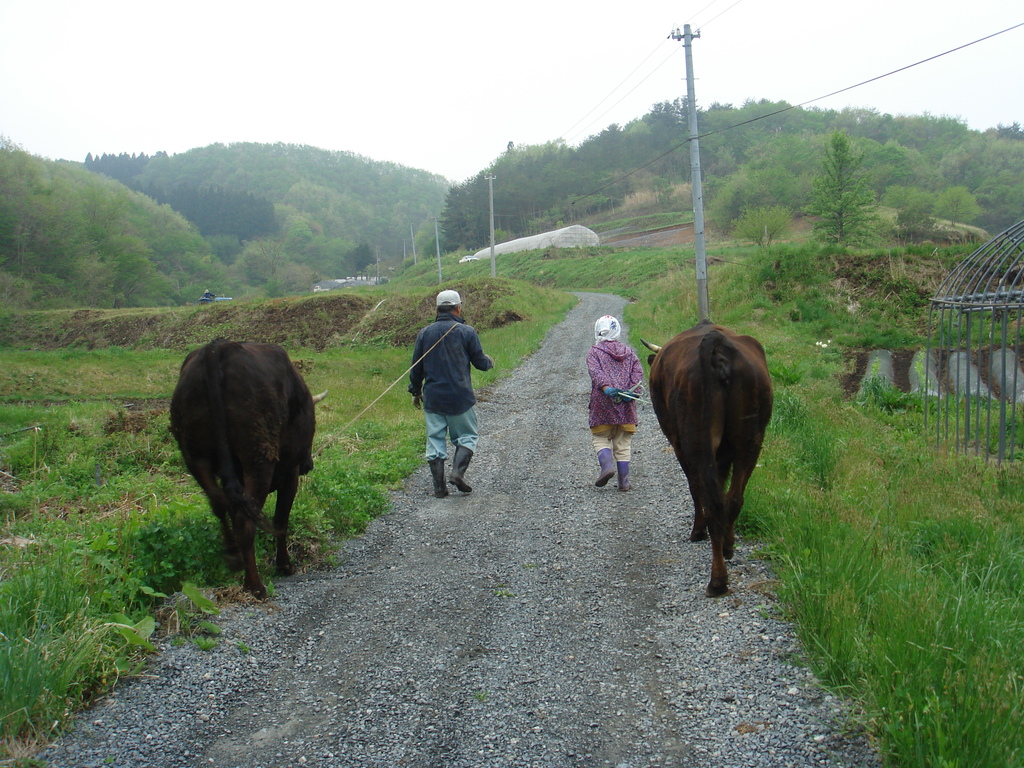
[564,46,681,144]
[686,0,726,25]
[693,0,745,29]
[558,0,745,147]
[561,42,679,145]
[572,21,1024,204]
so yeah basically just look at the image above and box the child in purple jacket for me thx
[587,315,644,490]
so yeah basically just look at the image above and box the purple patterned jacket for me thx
[587,340,644,428]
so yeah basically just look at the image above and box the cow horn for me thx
[312,390,328,404]
[640,339,662,353]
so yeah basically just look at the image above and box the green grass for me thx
[3,241,1023,767]
[0,551,125,745]
[0,348,182,402]
[393,244,691,299]
[0,278,575,754]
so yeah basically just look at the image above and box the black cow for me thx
[643,320,773,597]
[169,339,325,598]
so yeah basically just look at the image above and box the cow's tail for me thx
[697,330,733,516]
[205,340,269,530]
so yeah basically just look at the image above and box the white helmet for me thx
[436,290,462,308]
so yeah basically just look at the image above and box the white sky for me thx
[1,0,1021,184]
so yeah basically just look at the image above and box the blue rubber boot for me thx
[617,461,631,491]
[595,449,615,487]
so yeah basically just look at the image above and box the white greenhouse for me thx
[460,225,600,262]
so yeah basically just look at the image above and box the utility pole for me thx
[486,174,497,277]
[433,217,443,284]
[410,224,417,265]
[375,246,380,284]
[671,24,710,322]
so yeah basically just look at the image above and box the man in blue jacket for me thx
[409,290,494,497]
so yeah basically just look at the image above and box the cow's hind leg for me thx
[707,529,730,597]
[680,464,708,542]
[271,469,300,577]
[188,463,245,570]
[716,450,737,559]
[237,471,274,599]
[689,497,708,542]
[723,456,758,561]
[229,507,265,598]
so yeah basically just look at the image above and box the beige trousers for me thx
[590,424,635,462]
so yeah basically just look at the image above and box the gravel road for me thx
[39,293,879,768]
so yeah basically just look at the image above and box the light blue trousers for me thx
[425,408,480,460]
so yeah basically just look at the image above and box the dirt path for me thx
[40,293,877,768]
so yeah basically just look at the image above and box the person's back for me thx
[413,313,490,415]
[409,290,494,497]
[587,315,643,491]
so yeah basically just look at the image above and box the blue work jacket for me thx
[408,312,494,415]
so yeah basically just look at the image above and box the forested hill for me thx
[1,140,449,310]
[4,102,1024,312]
[86,142,449,267]
[441,100,1024,250]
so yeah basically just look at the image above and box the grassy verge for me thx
[392,245,689,298]
[0,280,573,754]
[625,242,1024,768]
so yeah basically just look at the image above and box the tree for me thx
[808,131,878,245]
[994,122,1024,142]
[732,206,792,249]
[235,238,286,285]
[883,185,937,243]
[934,186,980,227]
[347,242,374,275]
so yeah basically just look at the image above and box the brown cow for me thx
[642,320,773,597]
[169,339,325,598]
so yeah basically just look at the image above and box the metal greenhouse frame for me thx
[925,220,1024,462]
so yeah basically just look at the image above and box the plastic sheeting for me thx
[461,225,600,262]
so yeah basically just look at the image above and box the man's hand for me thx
[412,395,422,410]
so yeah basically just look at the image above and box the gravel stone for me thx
[38,292,880,768]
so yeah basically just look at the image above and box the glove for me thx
[604,386,621,402]
[412,395,422,410]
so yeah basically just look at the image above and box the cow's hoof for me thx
[690,530,708,543]
[277,561,295,576]
[706,581,729,598]
[723,545,734,560]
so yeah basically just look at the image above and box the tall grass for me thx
[0,551,120,745]
[762,451,1024,768]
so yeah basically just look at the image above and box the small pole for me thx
[671,24,710,322]
[410,224,418,265]
[486,174,497,277]
[433,217,443,284]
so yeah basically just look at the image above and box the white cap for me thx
[436,290,462,308]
